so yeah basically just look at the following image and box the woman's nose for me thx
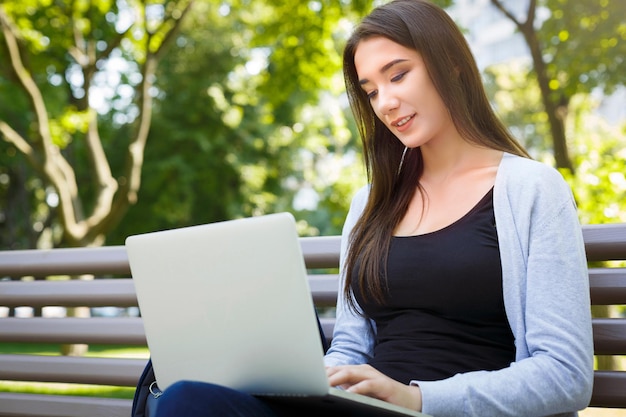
[377,89,399,116]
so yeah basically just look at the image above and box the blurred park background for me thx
[1,2,625,413]
[0,0,624,251]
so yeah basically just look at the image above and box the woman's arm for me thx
[324,185,377,367]
[415,159,594,417]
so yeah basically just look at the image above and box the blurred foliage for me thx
[540,0,626,99]
[491,0,626,171]
[105,0,375,243]
[486,0,626,224]
[483,61,550,154]
[484,62,626,225]
[561,95,626,225]
[0,0,624,250]
[0,0,193,247]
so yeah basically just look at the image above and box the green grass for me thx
[0,342,150,358]
[0,343,149,399]
[0,381,137,399]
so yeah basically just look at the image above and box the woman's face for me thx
[354,36,456,150]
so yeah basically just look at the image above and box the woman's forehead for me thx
[354,37,421,78]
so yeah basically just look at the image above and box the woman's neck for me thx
[419,139,494,183]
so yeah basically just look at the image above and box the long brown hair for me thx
[342,0,529,311]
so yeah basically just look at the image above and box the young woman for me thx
[154,1,593,416]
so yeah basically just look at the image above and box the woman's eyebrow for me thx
[359,58,409,86]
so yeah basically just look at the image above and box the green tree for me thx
[108,0,380,242]
[0,0,192,248]
[0,64,40,249]
[1,0,456,248]
[490,0,626,172]
[561,95,626,225]
[485,62,626,224]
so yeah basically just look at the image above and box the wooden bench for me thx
[0,225,625,417]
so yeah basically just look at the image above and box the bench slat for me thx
[0,237,342,278]
[0,246,130,277]
[592,318,626,355]
[0,392,131,417]
[3,269,624,309]
[0,279,137,308]
[589,370,626,408]
[0,354,146,387]
[0,317,146,345]
[299,236,341,269]
[308,274,339,307]
[0,276,339,308]
[0,223,619,277]
[583,223,626,261]
[588,268,626,305]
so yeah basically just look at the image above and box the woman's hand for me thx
[326,364,422,412]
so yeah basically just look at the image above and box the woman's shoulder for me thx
[496,153,576,213]
[352,184,370,203]
[499,153,568,188]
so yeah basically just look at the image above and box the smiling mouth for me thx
[393,114,415,127]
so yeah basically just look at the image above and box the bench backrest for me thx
[0,224,625,410]
[582,224,626,407]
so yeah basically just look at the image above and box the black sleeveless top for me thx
[352,189,515,383]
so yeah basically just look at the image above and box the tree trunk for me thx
[490,0,574,173]
[59,274,94,356]
[516,21,574,173]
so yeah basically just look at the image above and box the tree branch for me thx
[489,0,573,172]
[124,0,194,203]
[70,3,119,231]
[93,1,194,239]
[153,1,194,60]
[0,121,36,164]
[0,6,86,241]
[0,9,52,152]
[2,1,194,245]
[491,0,538,33]
[490,0,522,28]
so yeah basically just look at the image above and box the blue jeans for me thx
[154,380,369,417]
[154,381,280,417]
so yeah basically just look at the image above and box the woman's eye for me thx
[367,90,378,100]
[391,72,407,82]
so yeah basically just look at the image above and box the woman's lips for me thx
[393,113,416,132]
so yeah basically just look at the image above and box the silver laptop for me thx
[126,212,428,416]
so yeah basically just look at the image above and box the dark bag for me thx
[131,314,329,417]
[131,358,161,417]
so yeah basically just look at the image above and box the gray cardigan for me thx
[324,153,594,417]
